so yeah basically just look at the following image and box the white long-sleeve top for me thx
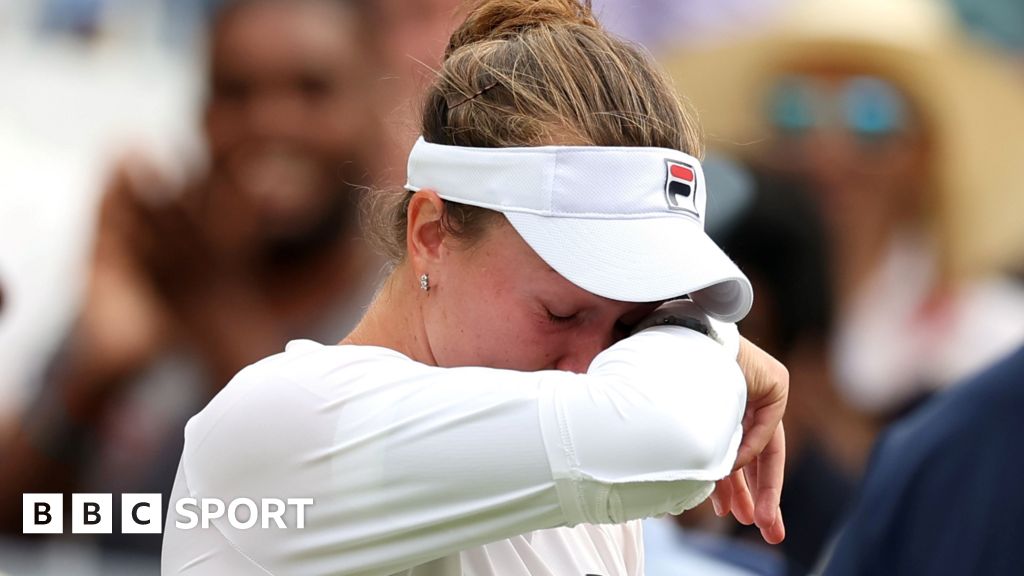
[161,324,746,576]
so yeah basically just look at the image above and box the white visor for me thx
[405,137,753,322]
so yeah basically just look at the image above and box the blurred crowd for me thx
[1,0,1023,575]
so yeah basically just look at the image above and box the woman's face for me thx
[204,0,375,238]
[420,217,660,373]
[764,69,929,231]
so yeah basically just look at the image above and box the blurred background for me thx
[0,0,1022,574]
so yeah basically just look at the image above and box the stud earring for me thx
[419,273,430,292]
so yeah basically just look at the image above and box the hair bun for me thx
[446,0,599,58]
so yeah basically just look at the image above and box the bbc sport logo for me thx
[23,493,313,534]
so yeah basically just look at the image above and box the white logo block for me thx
[72,494,112,534]
[23,494,63,534]
[122,494,163,534]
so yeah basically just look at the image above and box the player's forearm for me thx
[545,325,746,526]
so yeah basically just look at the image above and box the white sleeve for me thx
[162,326,745,576]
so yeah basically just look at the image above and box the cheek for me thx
[425,269,563,370]
[205,106,243,158]
[317,101,365,152]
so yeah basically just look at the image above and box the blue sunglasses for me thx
[768,75,910,137]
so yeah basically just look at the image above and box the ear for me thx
[407,190,447,274]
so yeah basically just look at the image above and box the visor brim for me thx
[504,212,753,323]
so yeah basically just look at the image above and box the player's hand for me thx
[710,337,788,544]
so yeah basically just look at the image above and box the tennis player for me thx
[162,1,788,574]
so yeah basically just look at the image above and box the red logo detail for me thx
[665,159,699,217]
[670,164,695,182]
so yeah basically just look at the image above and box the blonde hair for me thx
[366,0,703,264]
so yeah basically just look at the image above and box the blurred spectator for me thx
[0,0,200,425]
[646,164,872,576]
[0,0,382,558]
[362,0,464,92]
[714,173,870,574]
[357,0,465,179]
[667,0,1024,418]
[592,0,787,53]
[822,345,1024,576]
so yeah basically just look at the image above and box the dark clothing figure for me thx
[824,346,1024,576]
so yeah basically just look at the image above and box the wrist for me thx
[631,299,741,359]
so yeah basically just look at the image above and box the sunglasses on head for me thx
[767,74,910,138]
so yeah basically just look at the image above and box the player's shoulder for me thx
[234,340,411,393]
[182,341,408,454]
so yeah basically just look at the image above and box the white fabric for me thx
[405,137,753,322]
[835,231,1024,413]
[406,137,707,218]
[162,325,745,575]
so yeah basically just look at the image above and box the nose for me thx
[553,354,591,375]
[553,327,618,374]
[245,91,307,142]
[804,129,863,173]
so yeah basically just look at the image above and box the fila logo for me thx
[664,159,700,218]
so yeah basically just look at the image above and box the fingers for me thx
[728,469,755,526]
[734,401,785,470]
[711,470,755,526]
[755,423,786,544]
[714,426,787,544]
[743,453,759,500]
[734,338,789,470]
[711,476,732,517]
[763,508,786,545]
[712,338,789,544]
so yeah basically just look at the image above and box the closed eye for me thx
[546,308,578,324]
